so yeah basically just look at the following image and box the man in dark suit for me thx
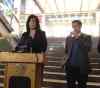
[65,20,92,88]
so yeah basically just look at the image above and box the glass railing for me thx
[0,0,20,35]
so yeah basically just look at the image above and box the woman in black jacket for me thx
[15,14,47,87]
[16,14,47,53]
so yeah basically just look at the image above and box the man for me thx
[65,20,92,88]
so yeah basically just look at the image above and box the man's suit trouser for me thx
[65,64,88,88]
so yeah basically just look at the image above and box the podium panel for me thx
[0,52,45,88]
[6,63,36,88]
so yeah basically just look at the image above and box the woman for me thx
[15,14,47,87]
[15,15,47,53]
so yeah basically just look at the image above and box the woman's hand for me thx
[43,53,48,64]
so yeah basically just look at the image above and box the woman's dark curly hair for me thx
[26,14,41,34]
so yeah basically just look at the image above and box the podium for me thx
[0,52,45,88]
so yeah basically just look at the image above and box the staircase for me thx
[0,64,6,88]
[0,40,99,88]
[43,40,100,88]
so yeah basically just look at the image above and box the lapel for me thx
[29,30,38,41]
[69,37,74,49]
[78,33,86,43]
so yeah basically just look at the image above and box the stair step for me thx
[44,74,100,82]
[43,78,100,88]
[47,56,100,63]
[44,71,100,82]
[44,66,100,75]
[46,62,100,69]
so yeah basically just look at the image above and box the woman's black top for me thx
[15,30,47,53]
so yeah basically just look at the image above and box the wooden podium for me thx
[0,52,45,88]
